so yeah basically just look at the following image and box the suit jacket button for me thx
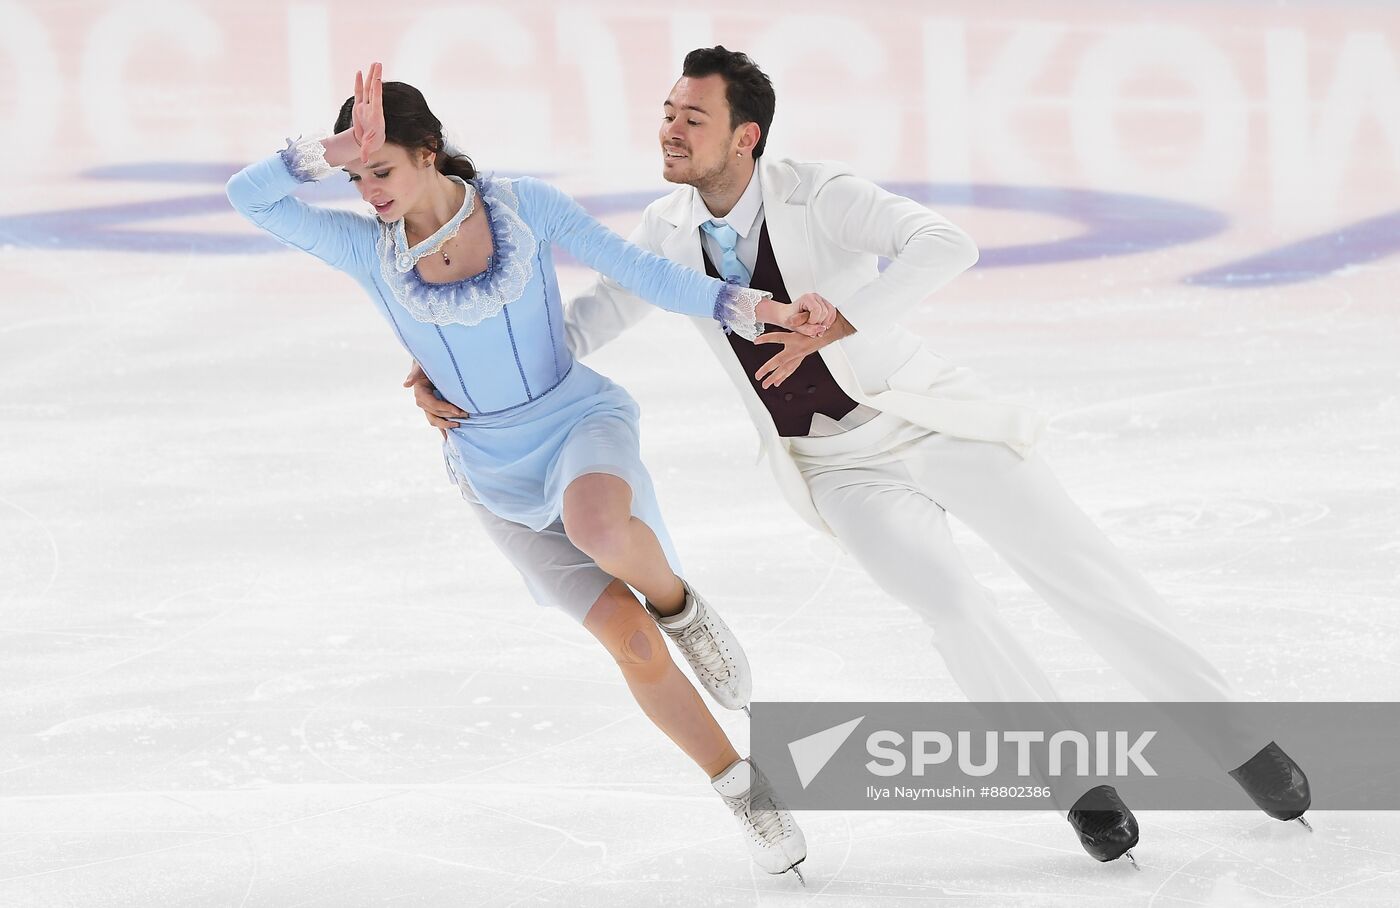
[783,391,794,402]
[806,384,817,395]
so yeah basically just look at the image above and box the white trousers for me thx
[788,414,1262,772]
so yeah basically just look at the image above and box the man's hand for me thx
[403,361,469,439]
[753,310,856,389]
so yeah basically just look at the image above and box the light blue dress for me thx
[226,136,765,580]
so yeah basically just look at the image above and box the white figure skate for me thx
[711,757,807,884]
[647,579,752,712]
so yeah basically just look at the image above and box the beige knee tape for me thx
[618,627,655,664]
[583,582,734,775]
[587,589,669,683]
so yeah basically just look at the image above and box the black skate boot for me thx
[1068,784,1140,869]
[1228,741,1312,831]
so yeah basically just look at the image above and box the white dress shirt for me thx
[691,167,881,437]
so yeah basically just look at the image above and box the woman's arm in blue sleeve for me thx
[225,135,377,276]
[515,176,766,340]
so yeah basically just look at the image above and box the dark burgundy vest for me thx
[703,222,859,436]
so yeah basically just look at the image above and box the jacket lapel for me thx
[657,188,703,274]
[757,158,872,397]
[758,158,816,305]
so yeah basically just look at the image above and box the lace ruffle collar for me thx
[389,176,474,273]
[376,175,538,328]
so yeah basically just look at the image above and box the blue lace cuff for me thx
[714,281,768,341]
[278,134,335,183]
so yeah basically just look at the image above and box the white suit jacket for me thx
[564,155,1046,536]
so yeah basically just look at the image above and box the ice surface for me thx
[3,1,1398,904]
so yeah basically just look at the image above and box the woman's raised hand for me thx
[352,62,385,163]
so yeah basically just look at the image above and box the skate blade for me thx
[1295,815,1313,832]
[788,862,806,886]
[741,705,751,718]
[1122,849,1140,871]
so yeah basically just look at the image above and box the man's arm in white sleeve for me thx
[809,173,979,335]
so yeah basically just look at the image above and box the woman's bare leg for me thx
[582,579,739,777]
[563,473,686,615]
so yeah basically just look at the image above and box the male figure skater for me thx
[406,46,1311,865]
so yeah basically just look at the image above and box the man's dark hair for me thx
[681,46,775,158]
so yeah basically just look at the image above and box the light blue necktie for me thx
[699,219,751,287]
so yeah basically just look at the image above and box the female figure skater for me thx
[225,63,816,881]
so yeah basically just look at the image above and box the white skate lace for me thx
[747,798,785,844]
[732,779,786,845]
[674,612,733,682]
